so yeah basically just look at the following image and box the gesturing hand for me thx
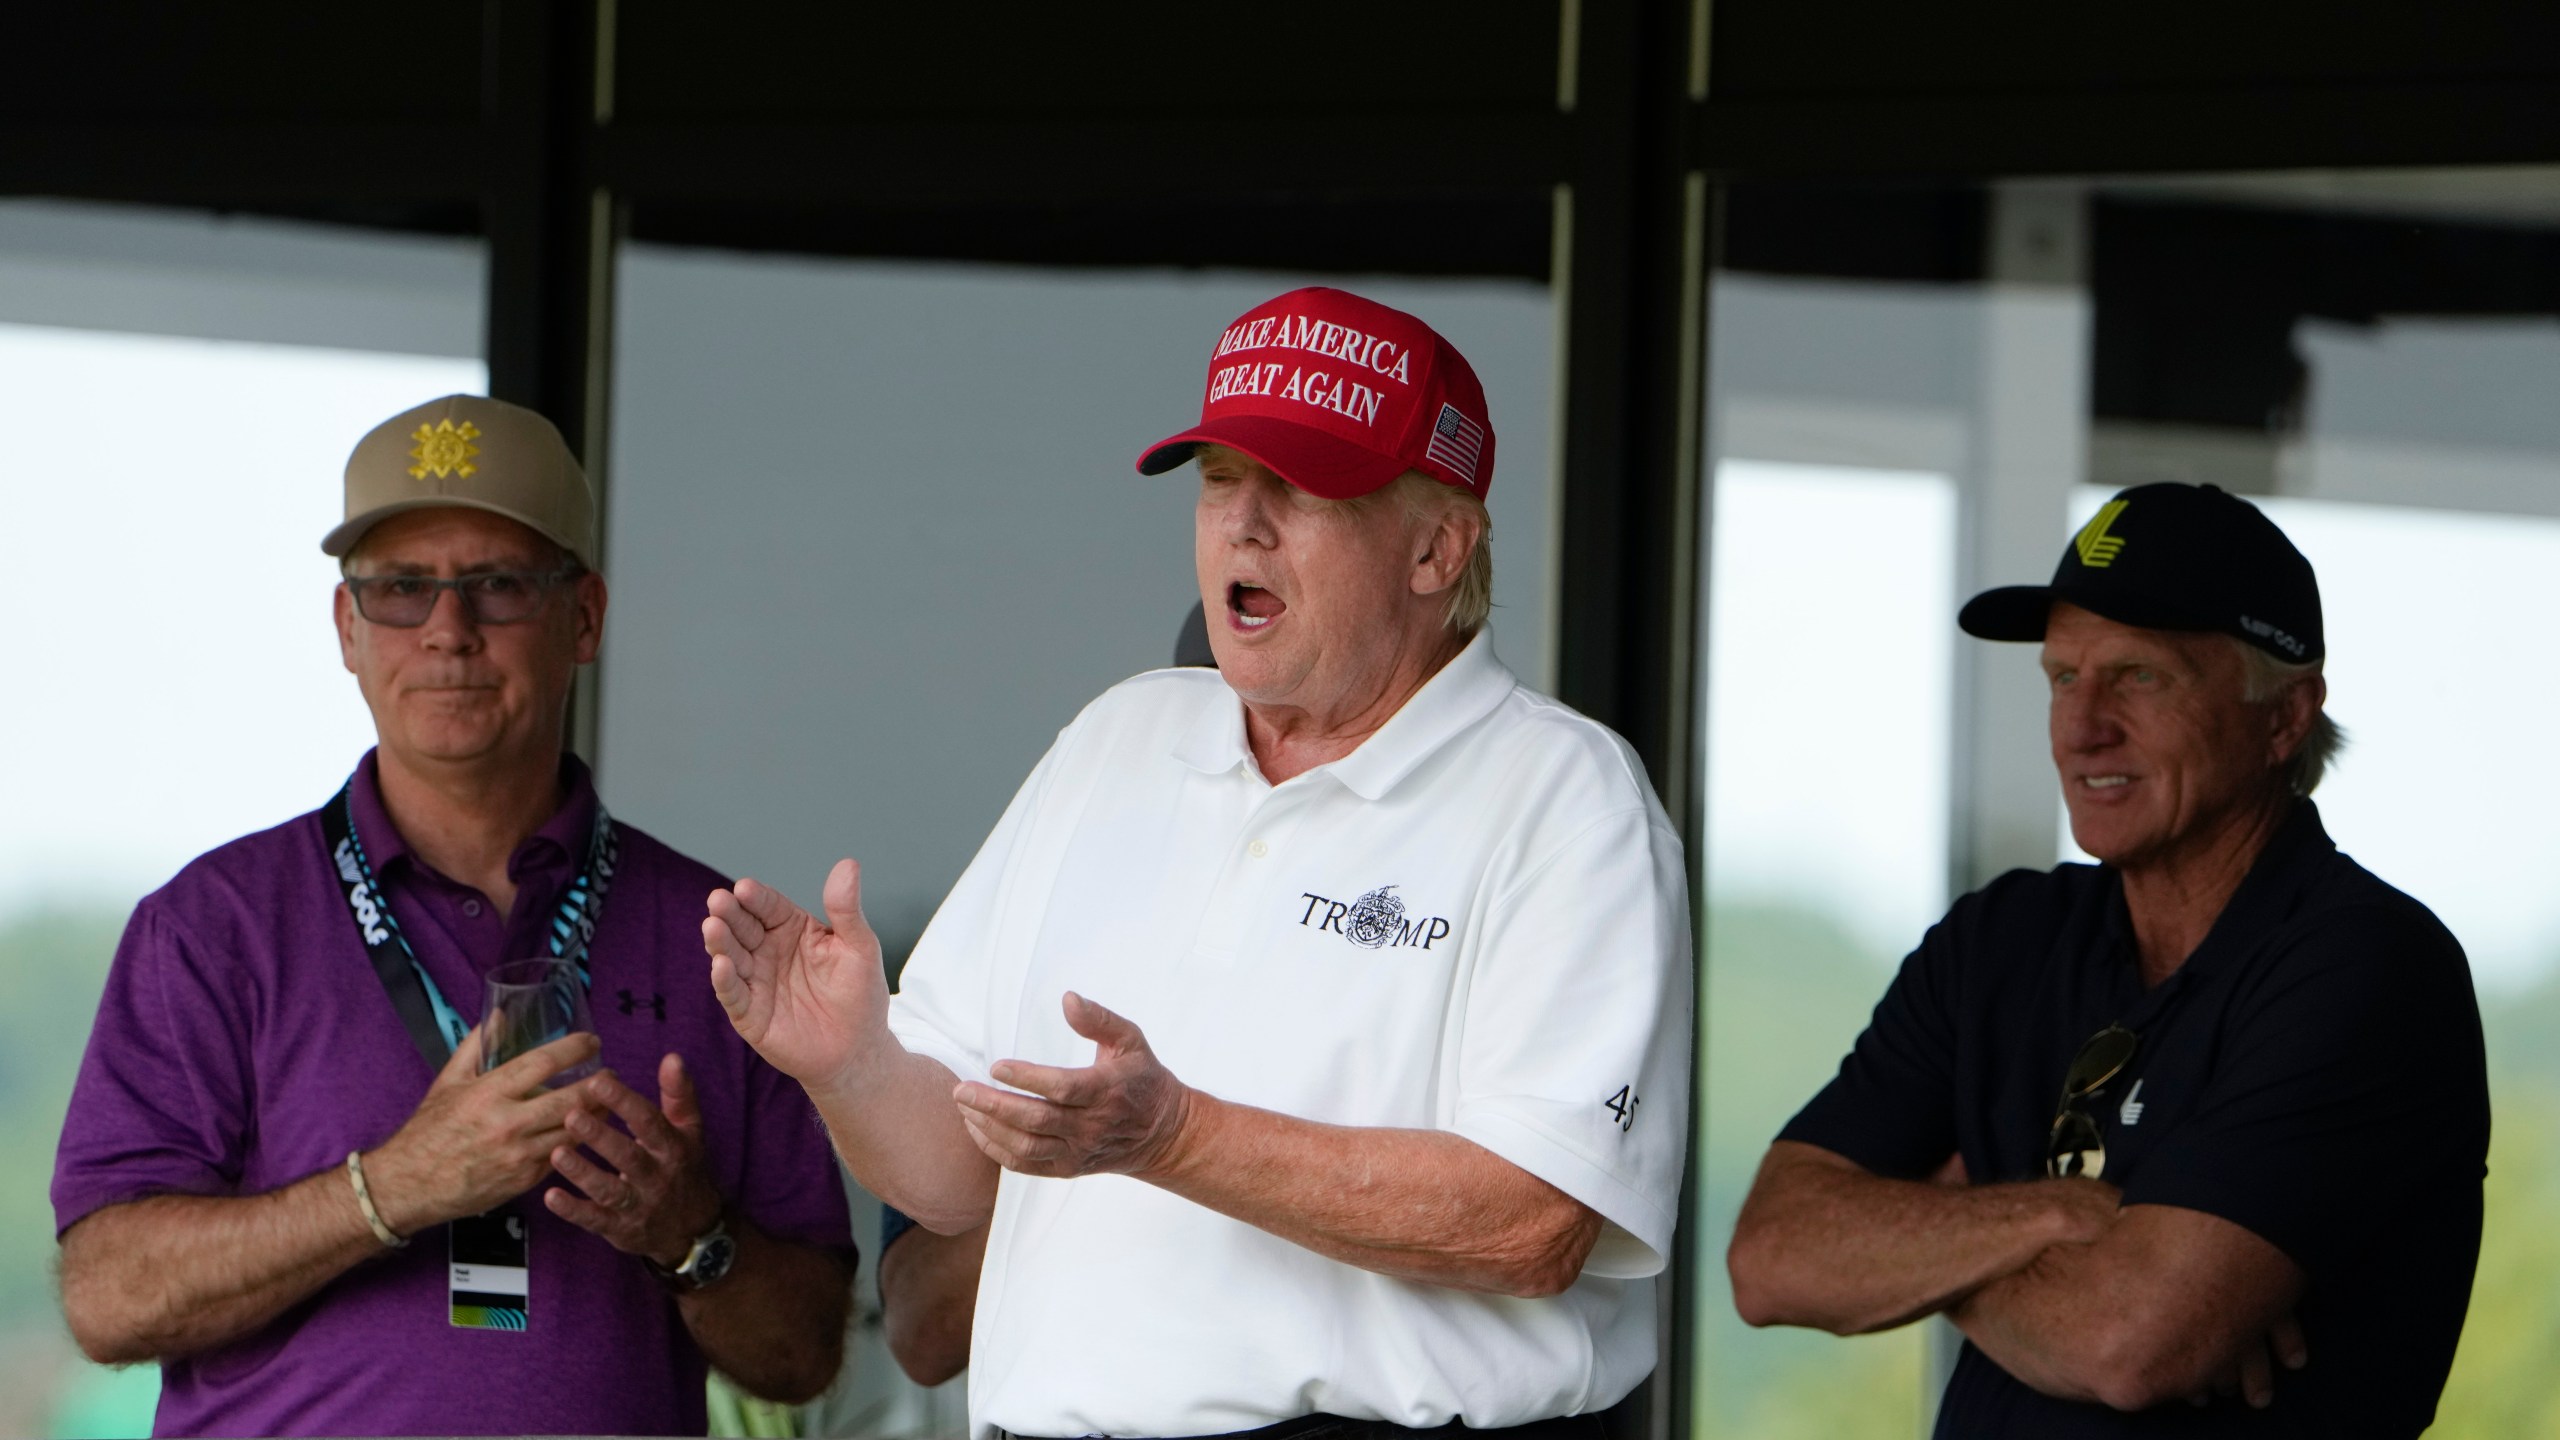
[544,1053,725,1268]
[703,858,891,1092]
[364,1028,606,1237]
[952,992,1198,1181]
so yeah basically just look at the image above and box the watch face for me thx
[688,1229,738,1288]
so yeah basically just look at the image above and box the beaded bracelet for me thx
[344,1150,407,1249]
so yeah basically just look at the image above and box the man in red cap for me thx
[705,288,1694,1439]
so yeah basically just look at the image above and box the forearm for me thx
[1947,1206,2305,1412]
[1728,1143,2111,1335]
[60,1168,390,1364]
[678,1221,851,1404]
[1140,1093,1599,1298]
[1948,1244,2122,1405]
[809,1044,997,1233]
[880,1224,986,1386]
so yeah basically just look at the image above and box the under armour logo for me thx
[2118,1079,2146,1126]
[615,989,666,1021]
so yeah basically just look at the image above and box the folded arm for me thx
[1950,1203,2305,1411]
[1726,1140,2119,1335]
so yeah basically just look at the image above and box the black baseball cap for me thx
[1958,482,2323,663]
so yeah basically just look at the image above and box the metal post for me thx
[1559,2,1713,1438]
[484,0,618,768]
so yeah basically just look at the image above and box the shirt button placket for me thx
[1200,795,1292,954]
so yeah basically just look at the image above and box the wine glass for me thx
[481,958,601,1087]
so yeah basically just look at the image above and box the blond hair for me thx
[1366,470,1493,634]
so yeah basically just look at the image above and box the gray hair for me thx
[2230,638,2345,796]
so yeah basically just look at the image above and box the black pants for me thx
[1000,1415,1610,1440]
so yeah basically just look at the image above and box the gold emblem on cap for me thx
[407,418,482,480]
[2073,499,2129,568]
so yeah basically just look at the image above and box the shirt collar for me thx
[2097,797,2335,991]
[2185,798,2333,961]
[1172,629,1519,801]
[347,747,601,885]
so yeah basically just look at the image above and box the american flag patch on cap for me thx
[1424,403,1485,485]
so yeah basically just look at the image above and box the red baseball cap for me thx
[1136,287,1497,500]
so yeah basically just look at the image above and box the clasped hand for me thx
[364,1030,719,1267]
[365,1028,604,1236]
[543,1053,725,1268]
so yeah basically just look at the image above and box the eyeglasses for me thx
[2047,1023,2138,1180]
[346,569,579,628]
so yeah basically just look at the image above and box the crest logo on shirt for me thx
[1296,886,1452,951]
[1344,886,1406,947]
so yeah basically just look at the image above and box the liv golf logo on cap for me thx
[2074,499,2131,568]
[1137,287,1499,502]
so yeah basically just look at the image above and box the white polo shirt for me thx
[888,630,1693,1439]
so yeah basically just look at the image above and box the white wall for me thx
[598,254,1557,949]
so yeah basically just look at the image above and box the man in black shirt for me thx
[1728,483,2488,1437]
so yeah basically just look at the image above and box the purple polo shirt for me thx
[53,751,852,1438]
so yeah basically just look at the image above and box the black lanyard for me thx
[320,776,619,1070]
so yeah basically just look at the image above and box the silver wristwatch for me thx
[653,1216,738,1293]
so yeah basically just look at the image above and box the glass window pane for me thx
[1694,459,1954,1438]
[0,200,484,1438]
[2256,502,2560,995]
[1702,174,2560,1438]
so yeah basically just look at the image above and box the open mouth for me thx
[1227,581,1287,631]
[2081,774,2133,791]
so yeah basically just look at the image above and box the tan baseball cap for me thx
[322,394,600,571]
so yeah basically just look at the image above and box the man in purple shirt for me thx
[52,394,854,1437]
